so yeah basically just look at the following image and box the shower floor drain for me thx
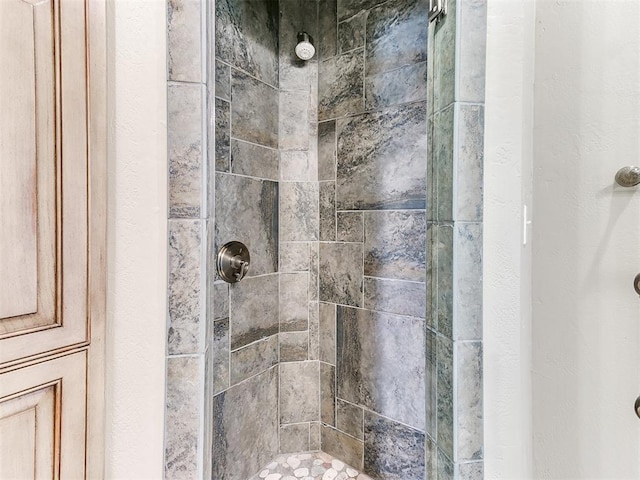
[250,451,372,480]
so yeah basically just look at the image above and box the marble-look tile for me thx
[231,69,278,148]
[336,399,363,440]
[321,362,336,425]
[168,83,202,218]
[319,302,336,365]
[280,242,310,272]
[456,461,484,480]
[280,331,309,362]
[280,182,319,241]
[280,90,310,150]
[318,121,336,181]
[279,0,318,88]
[215,173,278,276]
[437,335,454,460]
[363,277,426,319]
[309,302,320,360]
[167,0,202,82]
[310,422,322,451]
[213,367,279,479]
[365,0,428,75]
[433,0,456,111]
[434,105,454,222]
[457,0,487,103]
[280,361,320,424]
[336,211,363,242]
[426,434,437,480]
[337,0,386,22]
[281,150,310,182]
[319,243,363,307]
[168,220,202,355]
[164,355,202,479]
[213,318,230,394]
[363,411,426,480]
[363,210,427,282]
[215,98,230,172]
[435,224,453,338]
[437,448,455,480]
[230,139,279,181]
[310,242,319,302]
[215,60,231,101]
[456,105,484,222]
[425,329,437,437]
[338,11,366,53]
[425,222,435,330]
[337,306,426,430]
[229,273,279,350]
[280,272,309,332]
[336,102,427,210]
[321,425,364,470]
[319,49,365,121]
[456,341,483,461]
[318,0,337,60]
[455,223,483,340]
[215,0,279,86]
[214,282,229,320]
[230,335,278,385]
[280,423,310,453]
[319,182,336,241]
[365,62,427,110]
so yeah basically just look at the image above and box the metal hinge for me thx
[428,0,447,24]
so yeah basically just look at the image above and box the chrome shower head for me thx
[295,32,315,61]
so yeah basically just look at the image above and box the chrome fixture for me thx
[614,166,640,187]
[295,32,315,61]
[634,273,640,297]
[217,241,250,283]
[635,396,640,419]
[428,0,447,24]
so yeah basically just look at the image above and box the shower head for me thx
[295,32,315,61]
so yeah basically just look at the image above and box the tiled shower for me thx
[165,0,486,478]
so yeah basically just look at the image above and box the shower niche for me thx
[165,0,486,478]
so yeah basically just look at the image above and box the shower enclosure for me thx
[164,0,486,478]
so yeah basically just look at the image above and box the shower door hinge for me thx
[428,0,447,24]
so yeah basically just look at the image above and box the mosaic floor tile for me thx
[250,452,372,480]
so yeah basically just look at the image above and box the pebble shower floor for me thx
[250,452,373,480]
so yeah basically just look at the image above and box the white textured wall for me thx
[105,0,167,478]
[484,0,535,478]
[532,1,640,477]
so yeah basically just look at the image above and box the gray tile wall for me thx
[317,0,430,478]
[427,0,486,478]
[211,0,283,477]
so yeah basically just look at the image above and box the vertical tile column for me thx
[165,0,208,479]
[427,1,487,478]
[277,0,322,454]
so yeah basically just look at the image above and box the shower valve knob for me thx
[634,273,640,296]
[217,241,250,284]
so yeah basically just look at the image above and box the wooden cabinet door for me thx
[0,0,89,364]
[0,0,106,478]
[0,352,87,479]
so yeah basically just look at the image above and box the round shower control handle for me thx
[615,166,640,187]
[635,396,640,420]
[634,273,640,296]
[217,241,250,284]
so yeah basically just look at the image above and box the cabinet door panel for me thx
[0,351,87,479]
[0,0,88,365]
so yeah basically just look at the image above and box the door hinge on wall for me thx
[428,0,447,24]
